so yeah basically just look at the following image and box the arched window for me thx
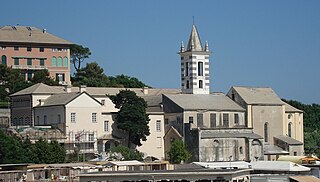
[19,117,23,125]
[13,118,18,126]
[52,57,57,66]
[288,122,292,137]
[198,61,203,76]
[25,117,29,125]
[199,80,203,88]
[57,57,62,67]
[264,122,269,142]
[1,55,7,65]
[105,142,111,152]
[63,57,68,67]
[44,115,47,125]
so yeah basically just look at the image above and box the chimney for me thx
[143,87,149,95]
[65,85,72,93]
[80,85,86,93]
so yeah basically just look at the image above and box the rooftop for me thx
[0,26,73,45]
[231,86,284,105]
[164,93,245,111]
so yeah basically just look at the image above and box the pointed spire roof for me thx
[187,24,203,51]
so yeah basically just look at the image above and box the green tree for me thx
[109,90,150,147]
[48,140,66,163]
[0,131,26,164]
[31,70,59,86]
[109,74,148,88]
[72,62,110,87]
[168,139,191,164]
[0,64,31,95]
[70,44,91,72]
[111,145,144,161]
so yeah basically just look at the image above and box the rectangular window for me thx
[44,115,47,125]
[14,46,19,51]
[58,48,62,52]
[197,113,203,127]
[189,116,194,124]
[40,59,44,66]
[157,137,162,148]
[27,58,32,65]
[71,113,76,123]
[56,73,65,82]
[223,113,229,127]
[198,62,203,76]
[89,134,94,141]
[165,118,169,125]
[210,113,216,128]
[58,114,61,123]
[52,48,56,52]
[104,121,109,132]
[27,47,32,52]
[27,72,32,80]
[39,47,44,52]
[101,99,105,105]
[156,120,161,132]
[36,116,40,125]
[1,46,6,50]
[14,58,19,65]
[92,113,97,123]
[234,113,239,125]
[199,80,203,88]
[185,62,189,76]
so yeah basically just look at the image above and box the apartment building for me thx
[0,25,73,84]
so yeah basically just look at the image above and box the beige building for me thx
[162,93,264,162]
[227,86,304,159]
[10,83,180,160]
[10,83,64,126]
[0,26,73,84]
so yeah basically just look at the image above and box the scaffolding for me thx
[16,128,98,156]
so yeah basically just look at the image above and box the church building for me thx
[162,24,304,162]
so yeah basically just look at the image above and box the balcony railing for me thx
[11,65,48,70]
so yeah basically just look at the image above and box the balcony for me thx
[11,65,48,70]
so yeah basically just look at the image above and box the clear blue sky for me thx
[2,0,320,104]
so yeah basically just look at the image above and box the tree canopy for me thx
[0,65,58,103]
[110,145,144,161]
[167,139,191,164]
[72,62,149,88]
[283,99,320,156]
[70,44,91,72]
[0,131,66,164]
[109,90,150,147]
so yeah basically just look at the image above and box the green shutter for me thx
[63,57,68,67]
[52,57,57,66]
[57,57,62,67]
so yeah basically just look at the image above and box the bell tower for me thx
[179,24,211,94]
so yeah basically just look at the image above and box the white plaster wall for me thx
[32,95,52,107]
[137,114,165,160]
